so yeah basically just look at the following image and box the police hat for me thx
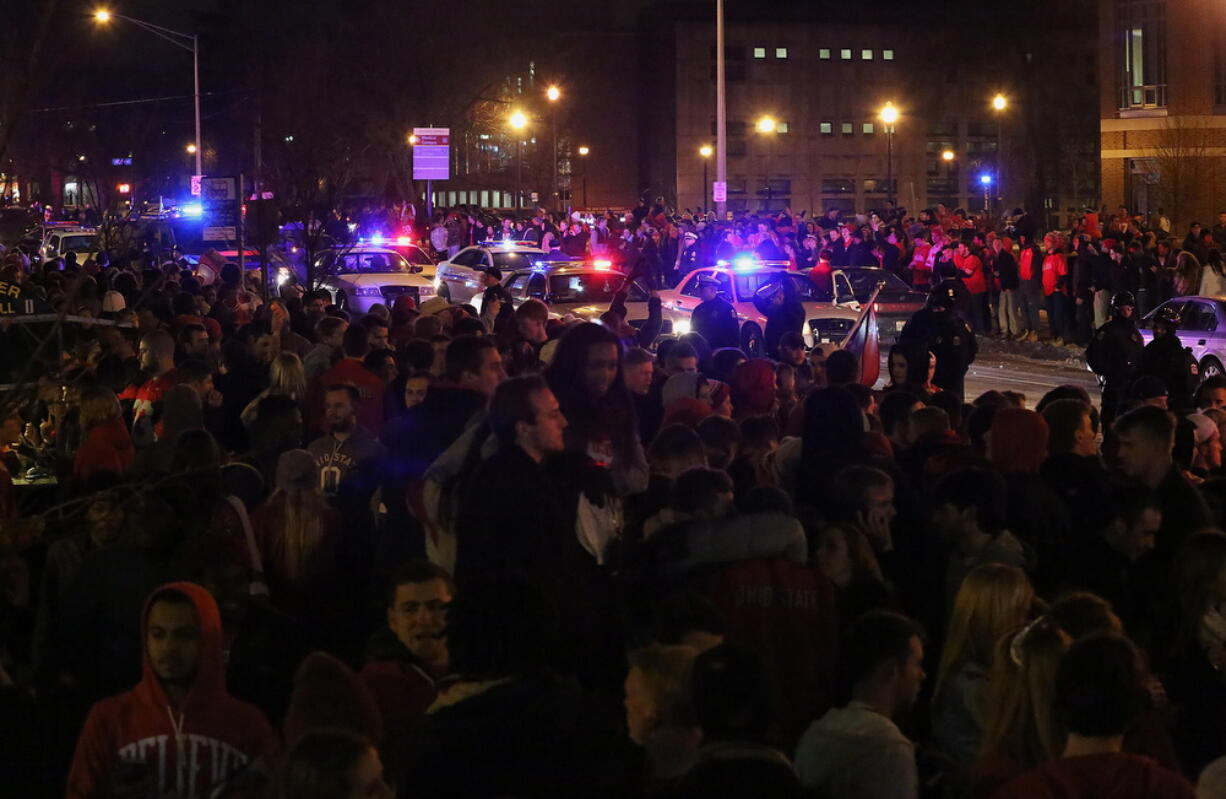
[755,280,783,300]
[1130,375,1169,400]
[696,274,722,288]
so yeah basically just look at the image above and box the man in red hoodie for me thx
[954,239,987,333]
[67,583,276,799]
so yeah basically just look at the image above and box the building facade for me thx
[642,1,1099,228]
[1099,0,1226,231]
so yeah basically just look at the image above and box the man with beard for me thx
[120,330,177,444]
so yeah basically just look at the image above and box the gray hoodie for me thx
[794,702,917,799]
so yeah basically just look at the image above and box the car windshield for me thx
[59,235,96,253]
[548,272,638,303]
[399,245,435,265]
[492,251,537,270]
[843,268,910,297]
[734,270,833,302]
[331,251,411,273]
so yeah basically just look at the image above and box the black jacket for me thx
[1139,334,1199,411]
[692,296,740,350]
[899,307,977,388]
[1086,317,1144,383]
[995,250,1019,291]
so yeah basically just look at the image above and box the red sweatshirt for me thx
[66,582,275,799]
[956,253,987,294]
[1019,248,1037,282]
[1041,253,1068,296]
[73,417,135,480]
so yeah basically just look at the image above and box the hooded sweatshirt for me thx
[73,417,135,480]
[66,582,275,799]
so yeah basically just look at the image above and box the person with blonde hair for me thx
[624,643,701,789]
[241,351,308,428]
[971,617,1070,797]
[933,563,1035,771]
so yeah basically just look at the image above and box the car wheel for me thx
[740,323,763,357]
[1203,356,1224,382]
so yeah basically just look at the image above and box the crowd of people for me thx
[3,195,1226,798]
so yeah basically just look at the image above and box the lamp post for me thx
[755,116,777,210]
[577,145,590,207]
[941,148,955,199]
[95,8,201,181]
[991,94,1007,214]
[546,85,561,210]
[508,109,528,209]
[980,173,993,214]
[699,144,713,212]
[879,102,899,207]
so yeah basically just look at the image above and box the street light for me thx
[991,94,1008,213]
[185,143,197,155]
[94,8,202,183]
[879,102,899,206]
[545,86,562,210]
[754,117,777,208]
[407,134,418,146]
[508,110,528,209]
[699,145,713,211]
[941,149,955,161]
[577,145,590,207]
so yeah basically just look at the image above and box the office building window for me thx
[1217,40,1226,106]
[863,179,896,195]
[841,122,854,135]
[821,179,856,194]
[1117,0,1167,109]
[777,122,789,133]
[840,49,852,60]
[927,179,956,195]
[776,47,788,59]
[820,121,833,135]
[926,120,957,137]
[819,48,831,60]
[728,139,748,157]
[861,49,874,60]
[863,122,875,135]
[883,49,895,60]
[753,47,766,59]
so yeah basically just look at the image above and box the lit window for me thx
[841,122,854,135]
[863,122,875,134]
[862,49,874,60]
[883,49,895,61]
[840,49,852,60]
[777,122,789,133]
[820,122,833,134]
[776,47,788,59]
[753,47,766,59]
[819,48,831,60]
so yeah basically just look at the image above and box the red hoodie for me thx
[73,417,136,480]
[66,582,275,799]
[956,252,987,294]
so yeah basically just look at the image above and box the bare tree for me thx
[1153,117,1223,233]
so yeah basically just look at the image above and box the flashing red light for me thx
[593,259,612,270]
[117,183,131,194]
[396,235,412,246]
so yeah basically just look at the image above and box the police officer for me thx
[1138,304,1199,411]
[1085,290,1144,426]
[690,274,740,350]
[752,274,806,359]
[899,279,977,399]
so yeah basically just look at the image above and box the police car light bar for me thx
[396,235,412,246]
[370,232,385,245]
[593,259,612,270]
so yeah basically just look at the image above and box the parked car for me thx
[1138,296,1226,380]
[435,240,546,304]
[312,246,436,314]
[500,260,667,333]
[831,266,928,338]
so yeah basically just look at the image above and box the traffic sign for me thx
[413,127,450,180]
[201,177,239,241]
[712,181,727,203]
[190,175,203,197]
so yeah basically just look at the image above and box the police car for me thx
[435,240,547,304]
[37,224,99,264]
[498,259,666,331]
[659,255,864,354]
[312,246,436,314]
[1138,296,1226,380]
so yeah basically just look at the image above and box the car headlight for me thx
[354,286,383,297]
[673,318,692,336]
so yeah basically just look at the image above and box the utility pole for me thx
[715,0,727,218]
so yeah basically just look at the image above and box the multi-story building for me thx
[1099,0,1226,231]
[641,1,1099,228]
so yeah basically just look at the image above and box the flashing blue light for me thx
[181,202,203,218]
[371,232,385,246]
[979,174,993,186]
[716,259,729,267]
[733,255,756,271]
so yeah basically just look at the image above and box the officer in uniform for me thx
[690,274,740,350]
[899,279,977,399]
[1086,290,1144,426]
[752,274,806,359]
[1138,304,1200,412]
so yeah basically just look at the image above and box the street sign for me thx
[413,127,450,180]
[712,181,727,203]
[190,175,203,197]
[201,177,239,241]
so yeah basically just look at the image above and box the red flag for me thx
[840,288,881,387]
